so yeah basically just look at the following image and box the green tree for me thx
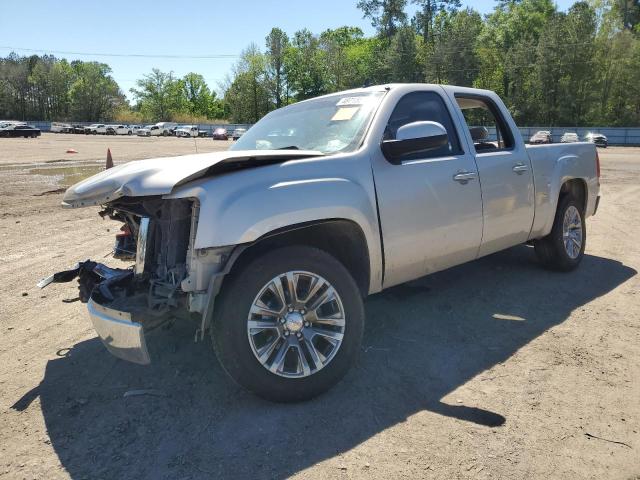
[320,26,367,90]
[424,8,482,86]
[182,72,213,117]
[69,61,123,121]
[285,29,328,100]
[357,0,408,39]
[383,26,420,82]
[265,28,290,108]
[130,68,185,121]
[412,0,462,44]
[224,44,271,123]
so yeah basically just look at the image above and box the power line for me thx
[0,45,240,59]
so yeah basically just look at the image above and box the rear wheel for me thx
[534,195,585,271]
[211,246,364,402]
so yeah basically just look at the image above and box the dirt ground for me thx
[0,134,638,480]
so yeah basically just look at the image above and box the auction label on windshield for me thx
[331,106,360,121]
[336,96,369,106]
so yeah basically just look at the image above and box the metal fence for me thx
[9,121,640,145]
[479,126,640,146]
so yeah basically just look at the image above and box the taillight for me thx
[116,224,131,237]
[113,224,135,260]
[595,150,600,183]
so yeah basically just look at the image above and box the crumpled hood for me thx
[62,149,322,208]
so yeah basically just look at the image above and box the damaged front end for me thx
[39,197,231,365]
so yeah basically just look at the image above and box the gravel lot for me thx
[0,134,638,479]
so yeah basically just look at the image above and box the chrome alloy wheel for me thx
[562,205,583,259]
[247,271,346,378]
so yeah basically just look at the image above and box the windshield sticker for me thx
[331,106,360,121]
[336,96,370,106]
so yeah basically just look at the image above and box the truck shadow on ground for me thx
[14,246,636,479]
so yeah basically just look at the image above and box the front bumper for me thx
[88,299,150,365]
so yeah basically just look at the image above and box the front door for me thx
[371,90,483,288]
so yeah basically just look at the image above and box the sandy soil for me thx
[0,134,638,479]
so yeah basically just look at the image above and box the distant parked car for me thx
[71,124,87,134]
[175,125,199,138]
[137,125,153,136]
[107,125,134,136]
[560,132,579,143]
[584,132,608,148]
[529,130,552,144]
[86,124,107,135]
[0,120,24,130]
[137,122,177,137]
[130,125,142,135]
[0,124,41,138]
[50,122,72,133]
[232,127,247,140]
[212,127,228,140]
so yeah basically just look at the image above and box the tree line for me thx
[225,0,640,127]
[1,0,638,126]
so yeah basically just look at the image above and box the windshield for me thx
[231,91,385,154]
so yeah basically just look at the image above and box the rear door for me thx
[371,89,483,288]
[451,92,535,257]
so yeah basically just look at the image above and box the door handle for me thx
[512,163,529,174]
[453,171,477,184]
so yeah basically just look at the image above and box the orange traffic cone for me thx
[106,148,113,169]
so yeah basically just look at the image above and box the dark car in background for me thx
[584,132,608,148]
[0,124,41,138]
[212,127,228,140]
[529,130,552,144]
[71,124,87,134]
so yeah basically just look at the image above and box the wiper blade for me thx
[277,145,299,150]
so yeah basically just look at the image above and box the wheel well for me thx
[230,220,371,297]
[559,179,587,214]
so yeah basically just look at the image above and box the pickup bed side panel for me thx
[166,153,384,294]
[525,143,599,239]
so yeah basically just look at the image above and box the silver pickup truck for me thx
[40,84,600,402]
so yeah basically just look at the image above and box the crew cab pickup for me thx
[175,125,199,138]
[39,84,600,402]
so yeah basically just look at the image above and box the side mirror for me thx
[381,121,449,163]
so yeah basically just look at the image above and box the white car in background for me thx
[141,122,177,137]
[106,125,134,136]
[560,132,580,143]
[50,122,72,133]
[137,125,154,136]
[175,125,199,138]
[86,124,107,135]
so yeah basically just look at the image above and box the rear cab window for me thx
[454,95,515,154]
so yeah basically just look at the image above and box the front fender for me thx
[166,159,383,293]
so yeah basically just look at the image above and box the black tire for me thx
[211,245,364,402]
[534,195,586,271]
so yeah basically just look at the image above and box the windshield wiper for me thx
[277,145,299,150]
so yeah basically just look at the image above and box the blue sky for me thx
[0,0,575,100]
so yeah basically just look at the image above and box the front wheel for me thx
[534,195,586,271]
[211,246,364,402]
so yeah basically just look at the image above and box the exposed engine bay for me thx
[39,198,201,333]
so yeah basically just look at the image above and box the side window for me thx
[384,91,462,161]
[455,95,515,153]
